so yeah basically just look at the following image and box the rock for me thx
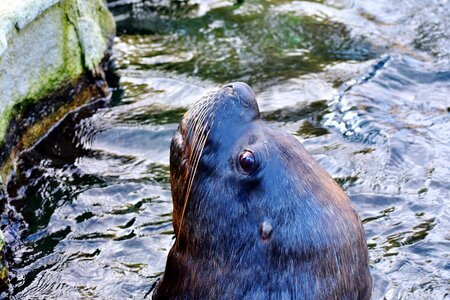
[0,0,116,146]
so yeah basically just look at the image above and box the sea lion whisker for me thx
[185,119,211,208]
[182,104,212,188]
[184,105,212,181]
[176,119,213,246]
[175,96,216,243]
[187,102,212,151]
[177,126,210,243]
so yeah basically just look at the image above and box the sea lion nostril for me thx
[260,221,273,241]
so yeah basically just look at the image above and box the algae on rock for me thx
[0,0,116,146]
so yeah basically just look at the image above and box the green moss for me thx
[96,0,116,41]
[61,0,115,72]
[0,229,5,288]
[19,5,81,99]
[0,265,6,288]
[62,13,84,78]
[0,106,14,146]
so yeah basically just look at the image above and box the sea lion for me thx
[153,82,372,299]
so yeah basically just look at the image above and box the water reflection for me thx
[112,0,378,86]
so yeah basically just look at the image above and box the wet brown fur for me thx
[154,83,372,299]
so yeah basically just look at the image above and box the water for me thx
[1,0,449,298]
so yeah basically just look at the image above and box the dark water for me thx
[2,0,450,299]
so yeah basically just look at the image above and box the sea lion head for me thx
[155,82,372,299]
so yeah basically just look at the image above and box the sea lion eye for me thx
[239,150,257,173]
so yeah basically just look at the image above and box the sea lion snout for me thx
[219,82,260,117]
[222,82,256,106]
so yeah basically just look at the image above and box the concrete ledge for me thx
[0,0,115,145]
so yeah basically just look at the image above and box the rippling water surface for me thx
[1,0,449,299]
